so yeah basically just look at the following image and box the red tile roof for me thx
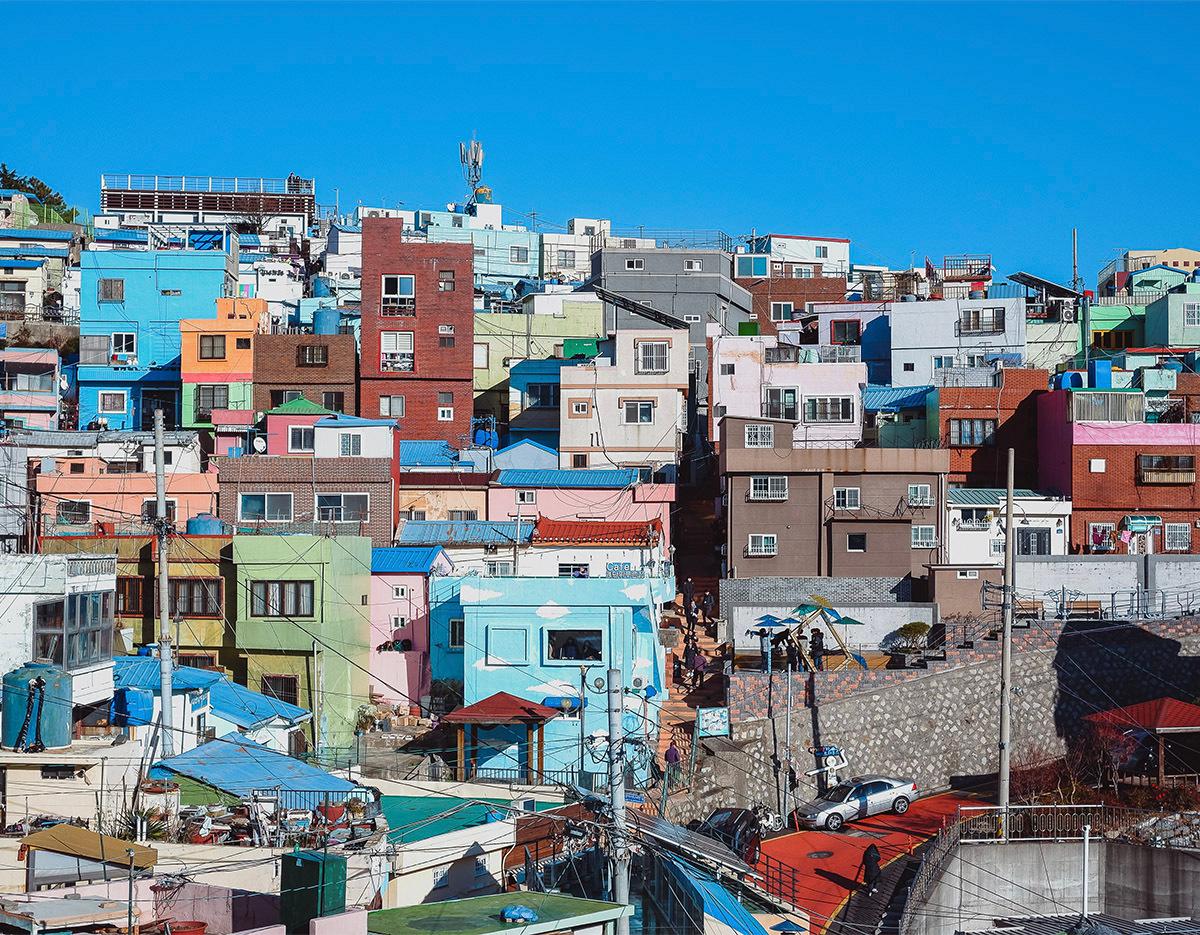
[532,517,662,546]
[441,691,564,725]
[1085,697,1200,733]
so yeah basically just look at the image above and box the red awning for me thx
[1084,697,1200,734]
[532,517,662,547]
[441,691,564,725]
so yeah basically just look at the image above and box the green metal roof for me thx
[265,397,332,415]
[367,893,629,935]
[948,488,1046,506]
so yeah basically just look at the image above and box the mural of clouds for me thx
[536,600,571,620]
[462,583,504,603]
[526,678,580,695]
[621,583,648,601]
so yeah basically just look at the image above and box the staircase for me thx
[840,855,921,935]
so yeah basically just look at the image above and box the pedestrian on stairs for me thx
[690,649,707,688]
[682,577,695,609]
[860,843,881,896]
[665,740,682,789]
[701,591,715,626]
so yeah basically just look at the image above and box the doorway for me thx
[140,389,178,430]
[1016,527,1051,556]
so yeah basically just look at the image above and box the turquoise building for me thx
[420,208,541,288]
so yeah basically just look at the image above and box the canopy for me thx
[1123,514,1162,532]
[1085,697,1200,734]
[442,691,564,725]
[21,825,157,869]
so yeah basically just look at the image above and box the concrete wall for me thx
[1013,555,1143,599]
[730,601,937,654]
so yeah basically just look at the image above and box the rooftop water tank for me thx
[314,308,340,336]
[900,294,918,302]
[186,514,226,536]
[968,290,985,299]
[1164,359,1185,373]
[2,663,72,751]
[1088,359,1113,390]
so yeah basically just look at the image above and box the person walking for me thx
[810,627,825,671]
[691,649,707,689]
[758,628,771,672]
[701,591,715,624]
[860,843,881,896]
[681,576,695,609]
[682,638,697,683]
[685,599,698,637]
[664,739,682,789]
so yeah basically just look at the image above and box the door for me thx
[1017,528,1051,556]
[849,783,873,819]
[861,780,892,817]
[1128,532,1153,555]
[140,389,179,430]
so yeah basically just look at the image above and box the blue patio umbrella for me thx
[772,922,806,933]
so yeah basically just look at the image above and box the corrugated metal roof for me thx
[0,259,43,269]
[0,227,73,241]
[315,414,397,428]
[496,468,639,489]
[0,246,69,258]
[332,224,362,233]
[7,428,199,447]
[494,439,558,457]
[21,826,157,869]
[948,488,1049,505]
[663,856,768,935]
[442,691,563,725]
[861,384,934,412]
[371,546,447,574]
[265,397,331,415]
[399,440,459,467]
[397,520,533,546]
[0,189,42,203]
[1085,697,1200,733]
[149,732,355,798]
[237,233,261,247]
[532,517,661,546]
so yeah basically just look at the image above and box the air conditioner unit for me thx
[439,325,455,335]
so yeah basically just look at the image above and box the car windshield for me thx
[820,783,857,803]
[701,810,738,829]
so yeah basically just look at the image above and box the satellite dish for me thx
[252,436,267,453]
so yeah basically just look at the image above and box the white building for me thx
[558,328,688,480]
[11,428,205,474]
[541,218,654,282]
[945,488,1072,565]
[748,233,851,277]
[324,224,363,278]
[313,414,396,459]
[237,257,304,323]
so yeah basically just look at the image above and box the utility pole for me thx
[997,448,1015,828]
[578,666,587,786]
[125,848,136,934]
[606,667,631,935]
[1081,823,1091,917]
[1072,228,1080,294]
[154,410,174,757]
[782,658,793,822]
[513,502,522,576]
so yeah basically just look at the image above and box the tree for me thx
[0,163,68,209]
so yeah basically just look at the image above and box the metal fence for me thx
[424,761,579,788]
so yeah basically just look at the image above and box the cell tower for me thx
[459,138,484,206]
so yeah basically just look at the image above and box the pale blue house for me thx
[77,228,237,429]
[420,209,541,288]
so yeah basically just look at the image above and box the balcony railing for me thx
[1091,291,1168,306]
[381,298,415,316]
[380,353,414,373]
[1139,468,1196,485]
[102,174,314,195]
[956,519,991,531]
[816,344,861,363]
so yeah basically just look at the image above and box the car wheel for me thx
[825,812,844,832]
[893,796,910,815]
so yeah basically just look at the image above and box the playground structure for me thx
[748,595,870,672]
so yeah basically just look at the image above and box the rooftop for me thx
[399,440,460,468]
[947,488,1055,506]
[265,397,332,416]
[441,691,564,725]
[495,468,639,489]
[92,228,148,243]
[367,893,629,935]
[532,517,661,546]
[396,520,533,546]
[0,227,74,241]
[1085,696,1200,733]
[371,546,448,574]
[862,384,934,412]
[380,795,557,845]
[314,414,397,429]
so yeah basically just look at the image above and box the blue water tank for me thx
[1088,359,1113,389]
[1164,360,1185,373]
[186,513,227,536]
[110,687,154,727]
[968,290,985,299]
[227,447,243,458]
[2,663,73,751]
[473,428,488,446]
[314,308,340,336]
[487,430,499,448]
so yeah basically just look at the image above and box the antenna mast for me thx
[459,138,484,207]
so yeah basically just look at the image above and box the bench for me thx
[1014,599,1044,619]
[1062,599,1103,619]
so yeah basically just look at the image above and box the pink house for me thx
[211,408,258,457]
[0,348,61,430]
[487,468,675,549]
[262,397,331,456]
[369,545,453,713]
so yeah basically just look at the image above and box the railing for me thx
[381,298,416,316]
[956,519,990,531]
[102,174,314,195]
[0,303,80,325]
[815,344,861,363]
[233,519,370,537]
[1091,291,1168,306]
[901,813,961,934]
[381,353,415,372]
[1138,468,1196,485]
[424,761,579,788]
[753,852,808,911]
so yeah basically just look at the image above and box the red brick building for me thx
[733,274,847,336]
[937,368,1050,488]
[253,333,358,414]
[359,223,474,442]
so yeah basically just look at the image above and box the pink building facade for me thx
[0,348,61,430]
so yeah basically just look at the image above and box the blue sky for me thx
[5,2,1189,284]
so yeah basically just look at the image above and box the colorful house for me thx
[369,546,453,713]
[180,297,268,429]
[0,347,61,429]
[261,397,332,455]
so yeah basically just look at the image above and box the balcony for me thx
[957,519,991,531]
[955,311,1006,336]
[1139,468,1196,485]
[381,298,415,317]
[941,254,992,282]
[816,344,861,363]
[381,352,414,373]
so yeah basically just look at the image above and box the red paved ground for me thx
[756,791,981,933]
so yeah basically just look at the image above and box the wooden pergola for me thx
[1086,696,1200,786]
[442,691,565,783]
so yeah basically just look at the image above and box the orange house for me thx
[181,297,269,428]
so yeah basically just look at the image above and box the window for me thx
[624,258,645,271]
[623,400,654,424]
[764,346,800,364]
[847,533,867,552]
[179,653,216,669]
[747,534,777,556]
[381,275,415,314]
[834,487,861,510]
[571,454,588,468]
[449,510,479,521]
[745,424,774,448]
[903,362,915,372]
[239,492,293,522]
[831,320,861,345]
[322,391,345,413]
[117,577,144,615]
[960,307,1005,334]
[510,246,529,264]
[251,581,315,617]
[431,866,449,889]
[1089,458,1106,473]
[317,493,369,521]
[34,593,113,672]
[98,278,124,302]
[380,395,405,418]
[516,490,537,505]
[438,269,455,292]
[99,391,127,414]
[438,392,453,405]
[912,525,937,548]
[380,331,415,371]
[57,500,90,525]
[438,406,454,421]
[804,396,854,423]
[484,561,512,577]
[557,249,576,267]
[399,509,427,521]
[932,355,955,370]
[949,419,997,446]
[683,313,702,323]
[199,335,226,360]
[770,302,794,322]
[991,538,1006,556]
[473,343,489,368]
[636,341,670,374]
[763,387,798,421]
[720,363,735,376]
[736,256,768,277]
[558,563,590,578]
[474,856,489,879]
[956,569,980,580]
[69,462,84,474]
[270,389,303,407]
[195,385,228,419]
[298,345,328,367]
[684,259,703,271]
[1138,454,1195,477]
[1166,523,1191,551]
[141,499,177,523]
[1185,303,1200,328]
[548,629,603,660]
[236,337,251,350]
[439,336,455,349]
[907,484,932,507]
[106,459,141,475]
[340,433,362,456]
[959,508,990,529]
[527,384,560,408]
[448,618,465,649]
[570,400,590,416]
[1088,522,1115,552]
[261,675,299,707]
[815,245,829,259]
[749,476,788,501]
[392,585,408,600]
[161,578,223,617]
[1092,330,1135,350]
[289,427,314,452]
[111,332,136,356]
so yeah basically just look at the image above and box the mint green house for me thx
[1079,302,1146,363]
[232,534,372,753]
[1144,282,1200,348]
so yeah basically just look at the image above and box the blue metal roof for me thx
[397,521,533,546]
[0,246,69,259]
[861,384,934,412]
[149,732,355,801]
[494,439,559,457]
[315,414,397,428]
[115,656,220,692]
[0,227,72,241]
[399,440,459,467]
[495,468,639,489]
[237,233,261,247]
[332,224,362,233]
[0,259,43,269]
[664,856,768,935]
[93,228,148,243]
[371,546,448,574]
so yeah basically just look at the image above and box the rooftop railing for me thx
[102,174,314,195]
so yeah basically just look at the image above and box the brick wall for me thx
[252,333,358,414]
[734,276,846,336]
[937,368,1049,487]
[360,224,474,441]
[215,455,393,545]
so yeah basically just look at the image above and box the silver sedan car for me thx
[792,775,919,832]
